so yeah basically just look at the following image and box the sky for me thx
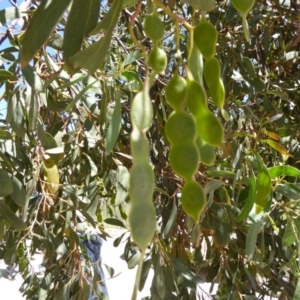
[0,0,24,118]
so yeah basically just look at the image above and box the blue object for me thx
[81,233,109,300]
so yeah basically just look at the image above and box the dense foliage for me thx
[0,0,300,299]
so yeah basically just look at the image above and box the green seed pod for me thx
[195,112,223,148]
[131,90,153,132]
[196,136,215,166]
[169,142,199,180]
[231,0,255,16]
[203,58,225,108]
[165,111,196,145]
[130,129,150,163]
[130,162,154,203]
[129,201,156,250]
[148,46,167,74]
[209,78,225,109]
[186,78,208,117]
[188,45,204,86]
[144,13,164,42]
[181,180,206,223]
[203,57,220,88]
[194,18,218,59]
[165,73,187,111]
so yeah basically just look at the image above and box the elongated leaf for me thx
[163,200,178,239]
[246,220,261,261]
[22,64,44,92]
[0,69,15,81]
[269,165,300,179]
[263,130,281,141]
[235,169,255,222]
[0,200,27,230]
[42,154,60,195]
[26,86,38,131]
[122,51,142,67]
[82,153,98,177]
[0,130,12,140]
[10,175,26,207]
[262,139,290,156]
[206,170,235,178]
[275,184,300,200]
[204,180,223,194]
[104,218,126,228]
[254,152,272,214]
[293,278,300,300]
[0,7,23,25]
[0,169,13,197]
[21,0,72,67]
[282,218,297,248]
[105,93,121,155]
[11,97,26,138]
[115,165,130,205]
[242,56,255,78]
[66,80,97,111]
[70,0,123,73]
[63,0,101,70]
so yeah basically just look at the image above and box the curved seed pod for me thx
[165,73,187,111]
[203,57,225,108]
[186,78,224,147]
[188,45,204,86]
[148,46,167,74]
[209,78,225,109]
[165,111,196,145]
[129,201,157,251]
[186,78,208,116]
[254,152,272,214]
[181,180,206,222]
[203,57,220,88]
[144,13,164,42]
[195,112,224,148]
[130,129,150,163]
[231,0,255,16]
[196,136,215,166]
[130,162,154,203]
[231,0,254,42]
[169,143,199,180]
[42,154,59,195]
[194,18,218,59]
[131,90,153,132]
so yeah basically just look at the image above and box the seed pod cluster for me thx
[129,89,156,251]
[144,12,167,74]
[186,75,224,148]
[194,17,225,109]
[165,72,206,222]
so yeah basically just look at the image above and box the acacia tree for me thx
[0,0,300,299]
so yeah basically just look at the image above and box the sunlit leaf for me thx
[262,139,290,156]
[21,0,72,67]
[63,0,101,71]
[105,92,121,155]
[246,220,261,261]
[269,165,300,179]
[70,0,123,73]
[0,200,27,230]
[22,64,44,92]
[0,169,13,197]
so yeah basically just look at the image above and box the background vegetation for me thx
[0,0,300,299]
